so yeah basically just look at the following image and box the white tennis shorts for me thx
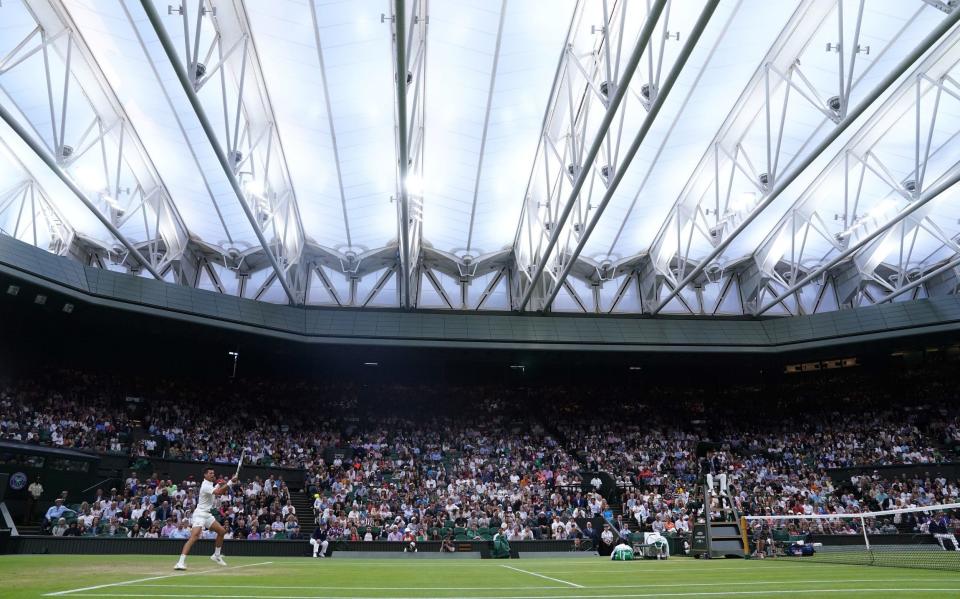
[191,512,215,529]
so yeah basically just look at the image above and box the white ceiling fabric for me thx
[0,0,957,314]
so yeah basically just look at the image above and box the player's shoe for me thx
[174,563,187,571]
[210,554,227,566]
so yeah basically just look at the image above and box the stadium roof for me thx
[0,0,959,317]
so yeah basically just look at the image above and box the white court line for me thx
[44,561,273,596]
[529,567,830,574]
[269,563,834,572]
[130,586,565,590]
[120,577,960,591]
[500,565,584,588]
[55,588,960,598]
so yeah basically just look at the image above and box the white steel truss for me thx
[512,0,671,311]
[389,0,428,309]
[647,0,898,314]
[753,24,960,314]
[0,0,190,277]
[0,170,74,258]
[0,0,957,317]
[140,0,305,304]
[542,0,722,311]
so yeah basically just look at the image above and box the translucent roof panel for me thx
[421,0,575,258]
[0,0,957,314]
[246,0,397,254]
[582,0,794,264]
[66,0,247,248]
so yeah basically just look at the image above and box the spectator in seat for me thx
[51,518,68,536]
[170,520,190,540]
[155,500,172,523]
[63,521,81,537]
[286,514,301,539]
[44,498,67,529]
[583,521,599,547]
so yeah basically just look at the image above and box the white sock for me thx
[177,555,186,565]
[214,548,221,557]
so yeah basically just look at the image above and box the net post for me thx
[859,514,870,550]
[859,514,873,566]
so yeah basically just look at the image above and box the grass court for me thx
[3,555,960,598]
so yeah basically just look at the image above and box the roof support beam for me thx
[0,103,160,279]
[753,18,960,315]
[0,173,74,257]
[871,254,960,304]
[753,75,960,311]
[139,0,298,305]
[51,0,193,273]
[362,266,397,308]
[915,257,960,297]
[544,0,720,311]
[0,2,192,275]
[758,165,960,314]
[390,0,428,309]
[653,4,960,315]
[516,0,668,311]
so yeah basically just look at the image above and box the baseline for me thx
[44,561,273,596]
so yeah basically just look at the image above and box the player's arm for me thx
[213,476,239,496]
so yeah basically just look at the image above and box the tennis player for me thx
[174,467,238,570]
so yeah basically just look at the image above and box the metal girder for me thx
[754,19,960,314]
[650,0,960,315]
[831,260,865,307]
[206,0,307,281]
[0,0,192,276]
[361,265,397,308]
[758,162,960,313]
[0,101,161,278]
[139,0,299,304]
[909,256,960,298]
[920,0,957,15]
[645,0,845,313]
[514,0,668,311]
[543,0,721,311]
[390,0,428,309]
[0,175,74,257]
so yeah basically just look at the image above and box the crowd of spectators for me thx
[42,473,301,541]
[304,414,595,544]
[0,370,131,453]
[547,368,960,539]
[4,363,960,544]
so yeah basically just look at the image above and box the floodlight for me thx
[404,175,423,196]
